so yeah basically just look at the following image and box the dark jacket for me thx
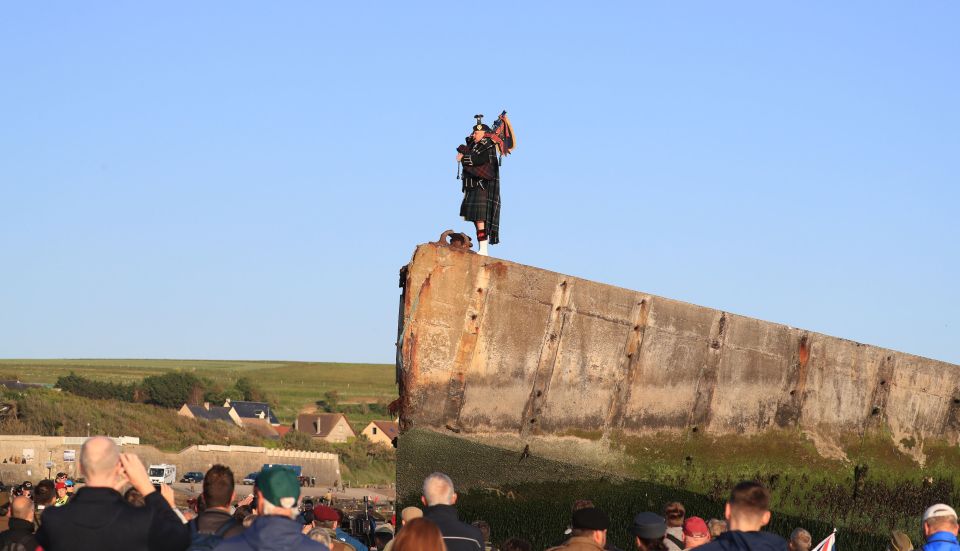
[215,515,328,551]
[922,532,960,551]
[35,486,189,551]
[697,530,788,551]
[194,508,244,539]
[458,137,499,189]
[0,518,39,551]
[423,505,483,551]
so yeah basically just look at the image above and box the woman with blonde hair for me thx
[392,517,447,551]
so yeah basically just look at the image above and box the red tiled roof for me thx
[370,421,399,438]
[296,413,356,438]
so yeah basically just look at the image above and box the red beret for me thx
[314,505,340,522]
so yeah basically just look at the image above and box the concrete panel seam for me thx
[603,297,651,436]
[520,278,572,440]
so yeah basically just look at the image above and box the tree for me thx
[234,377,265,402]
[55,372,135,401]
[140,372,203,408]
[279,430,321,452]
[318,390,340,413]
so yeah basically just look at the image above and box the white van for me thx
[148,464,177,485]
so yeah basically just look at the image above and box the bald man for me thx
[0,495,39,551]
[421,472,483,551]
[36,436,189,551]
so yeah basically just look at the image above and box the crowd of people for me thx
[0,436,958,551]
[0,436,384,551]
[398,474,955,551]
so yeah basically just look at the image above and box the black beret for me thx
[572,508,609,531]
[630,512,667,539]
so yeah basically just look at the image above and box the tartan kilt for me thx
[460,179,501,245]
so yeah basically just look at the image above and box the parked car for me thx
[180,471,204,483]
[242,472,259,485]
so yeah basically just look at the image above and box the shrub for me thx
[55,372,135,401]
[140,372,204,408]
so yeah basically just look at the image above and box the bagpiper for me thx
[457,112,515,256]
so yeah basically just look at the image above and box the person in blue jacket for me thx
[921,504,960,551]
[216,466,327,551]
[333,511,368,551]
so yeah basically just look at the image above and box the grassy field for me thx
[0,386,263,451]
[0,386,395,484]
[0,359,397,428]
[398,429,956,550]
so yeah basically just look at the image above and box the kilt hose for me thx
[460,180,501,245]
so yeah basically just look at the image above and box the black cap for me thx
[630,512,667,539]
[472,114,491,133]
[572,507,610,531]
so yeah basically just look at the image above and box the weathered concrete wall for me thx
[397,242,960,462]
[0,435,340,484]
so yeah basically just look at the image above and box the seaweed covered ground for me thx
[398,429,960,550]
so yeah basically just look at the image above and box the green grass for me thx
[443,480,888,551]
[0,386,397,484]
[399,429,960,550]
[0,359,397,427]
[0,387,263,451]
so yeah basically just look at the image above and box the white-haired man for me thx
[921,503,959,551]
[36,435,189,551]
[216,465,327,550]
[421,472,483,551]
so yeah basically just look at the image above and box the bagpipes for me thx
[457,110,516,180]
[488,110,516,157]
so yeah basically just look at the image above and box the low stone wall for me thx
[0,436,340,486]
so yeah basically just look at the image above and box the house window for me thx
[372,427,377,435]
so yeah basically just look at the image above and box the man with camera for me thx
[36,436,189,551]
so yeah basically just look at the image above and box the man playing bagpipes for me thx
[456,111,515,256]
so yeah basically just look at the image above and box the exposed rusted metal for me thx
[434,230,474,252]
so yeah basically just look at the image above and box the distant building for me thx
[295,413,356,443]
[177,403,243,426]
[361,420,399,447]
[224,399,280,426]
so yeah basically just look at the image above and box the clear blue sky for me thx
[2,2,957,364]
